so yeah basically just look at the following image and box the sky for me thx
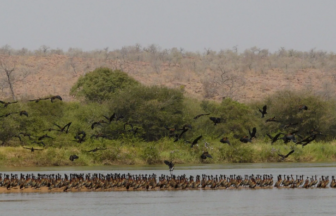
[0,0,335,53]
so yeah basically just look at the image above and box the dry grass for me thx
[0,46,336,103]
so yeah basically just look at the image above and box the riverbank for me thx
[0,140,335,167]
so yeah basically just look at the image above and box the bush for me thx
[141,146,160,164]
[70,68,140,102]
[250,90,336,141]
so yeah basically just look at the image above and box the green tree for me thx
[70,68,139,102]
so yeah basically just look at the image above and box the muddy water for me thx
[1,163,336,216]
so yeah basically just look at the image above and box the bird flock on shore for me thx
[0,172,335,192]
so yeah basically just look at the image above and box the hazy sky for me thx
[0,0,335,52]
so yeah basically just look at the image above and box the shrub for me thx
[250,90,336,141]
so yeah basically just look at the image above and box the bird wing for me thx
[194,113,210,119]
[91,122,98,129]
[192,135,203,144]
[109,113,116,122]
[263,105,267,112]
[285,150,295,158]
[266,133,273,140]
[277,153,285,158]
[178,129,188,138]
[164,160,172,166]
[53,123,62,129]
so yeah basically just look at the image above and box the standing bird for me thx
[259,105,267,118]
[190,135,203,148]
[278,149,295,161]
[164,160,174,175]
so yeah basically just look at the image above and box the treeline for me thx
[0,68,336,165]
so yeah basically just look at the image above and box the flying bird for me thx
[53,122,72,133]
[0,100,18,107]
[259,105,267,118]
[91,120,107,129]
[266,133,284,145]
[69,155,79,161]
[278,149,294,161]
[200,151,212,160]
[164,160,174,175]
[220,137,231,146]
[194,113,210,120]
[190,135,203,148]
[299,105,308,111]
[209,117,221,125]
[86,147,107,153]
[23,147,43,152]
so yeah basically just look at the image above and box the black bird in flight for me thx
[200,151,212,160]
[69,155,79,161]
[91,120,107,129]
[164,160,174,175]
[259,105,267,118]
[190,135,203,148]
[0,100,18,107]
[220,137,231,146]
[283,122,299,129]
[74,131,86,143]
[174,128,188,142]
[209,117,221,126]
[296,134,317,147]
[278,149,294,161]
[53,122,72,133]
[266,133,283,145]
[265,116,279,123]
[298,105,308,111]
[86,147,107,153]
[249,127,257,139]
[103,113,116,123]
[23,147,43,152]
[38,134,54,141]
[194,113,210,120]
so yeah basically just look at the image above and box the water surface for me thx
[1,163,336,216]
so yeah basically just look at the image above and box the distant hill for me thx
[0,45,335,102]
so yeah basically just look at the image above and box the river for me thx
[0,163,336,216]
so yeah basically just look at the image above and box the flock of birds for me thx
[0,96,326,174]
[163,104,324,173]
[0,172,335,192]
